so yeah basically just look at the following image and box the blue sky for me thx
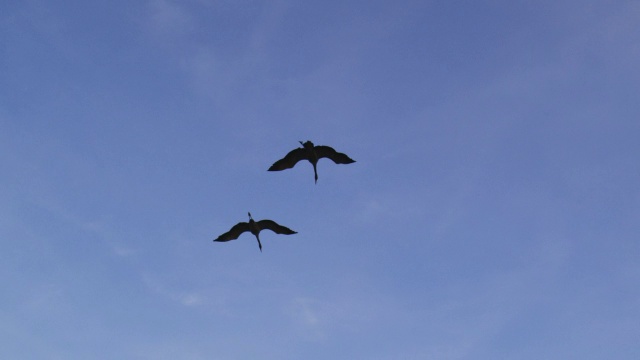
[1,0,639,358]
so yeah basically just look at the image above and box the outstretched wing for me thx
[214,222,250,242]
[268,148,309,171]
[315,146,356,164]
[257,220,297,235]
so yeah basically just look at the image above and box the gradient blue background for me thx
[2,1,639,358]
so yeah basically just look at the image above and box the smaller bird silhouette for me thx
[213,212,297,252]
[268,140,355,183]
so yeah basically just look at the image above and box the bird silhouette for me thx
[213,212,297,252]
[268,140,355,183]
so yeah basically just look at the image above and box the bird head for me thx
[300,140,313,148]
[247,212,252,220]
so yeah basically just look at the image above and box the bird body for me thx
[268,141,355,183]
[214,212,297,252]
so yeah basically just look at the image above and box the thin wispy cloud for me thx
[146,0,195,37]
[26,283,65,311]
[141,274,206,308]
[288,297,323,337]
[180,292,205,307]
[284,285,396,344]
[111,245,136,257]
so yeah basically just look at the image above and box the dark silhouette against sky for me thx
[269,140,356,183]
[214,212,297,252]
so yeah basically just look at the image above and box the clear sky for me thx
[1,1,639,359]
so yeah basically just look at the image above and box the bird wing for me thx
[256,220,297,235]
[214,222,250,242]
[268,148,308,171]
[315,146,356,164]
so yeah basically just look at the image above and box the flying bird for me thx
[268,140,355,183]
[213,212,297,252]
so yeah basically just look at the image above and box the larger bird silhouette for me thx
[213,212,297,252]
[268,140,356,183]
